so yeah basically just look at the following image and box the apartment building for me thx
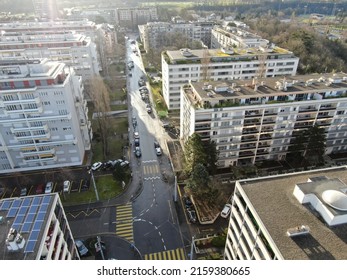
[138,21,214,52]
[180,72,347,167]
[211,25,269,49]
[32,0,59,20]
[0,30,100,81]
[163,46,299,109]
[224,166,347,260]
[0,20,97,40]
[115,7,158,28]
[0,193,80,260]
[0,59,91,174]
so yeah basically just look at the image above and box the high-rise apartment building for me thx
[138,21,214,52]
[0,59,91,174]
[163,46,299,110]
[115,7,158,28]
[224,167,347,260]
[32,0,59,20]
[180,73,347,167]
[0,30,100,81]
[0,193,79,260]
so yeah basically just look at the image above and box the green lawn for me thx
[150,83,168,118]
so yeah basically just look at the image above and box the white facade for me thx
[180,73,347,167]
[0,30,100,82]
[225,168,347,260]
[0,193,80,260]
[163,47,299,110]
[211,25,269,49]
[138,21,214,52]
[0,59,91,174]
[115,7,158,27]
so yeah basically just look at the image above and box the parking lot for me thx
[0,166,90,200]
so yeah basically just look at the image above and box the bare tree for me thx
[89,76,111,159]
[201,49,211,82]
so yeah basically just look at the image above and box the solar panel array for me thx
[1,195,52,253]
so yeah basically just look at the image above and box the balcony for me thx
[264,110,277,116]
[319,105,337,111]
[242,128,259,135]
[296,115,316,121]
[258,141,271,148]
[244,120,261,126]
[257,149,270,155]
[241,136,257,142]
[239,151,255,158]
[245,110,262,118]
[259,134,272,140]
[294,122,314,129]
[262,118,276,124]
[298,106,318,113]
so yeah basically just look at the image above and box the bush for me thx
[211,235,226,248]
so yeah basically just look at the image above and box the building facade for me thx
[0,30,100,81]
[0,193,79,260]
[211,25,269,49]
[224,167,347,260]
[163,46,299,110]
[138,21,214,52]
[0,59,91,174]
[32,0,59,20]
[115,7,158,29]
[180,73,347,167]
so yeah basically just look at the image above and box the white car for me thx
[155,147,162,156]
[45,182,53,194]
[221,204,232,218]
[91,162,103,171]
[63,180,71,193]
[133,131,140,139]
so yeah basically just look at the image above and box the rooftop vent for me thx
[6,228,26,251]
[286,225,310,237]
[180,48,193,57]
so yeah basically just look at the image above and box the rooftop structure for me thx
[162,46,299,109]
[180,72,347,167]
[0,59,91,174]
[0,193,79,260]
[224,167,347,260]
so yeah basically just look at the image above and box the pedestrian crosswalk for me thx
[115,204,134,243]
[143,162,160,177]
[144,248,186,260]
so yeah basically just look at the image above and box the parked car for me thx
[132,116,137,127]
[36,184,44,194]
[134,138,140,146]
[81,184,89,191]
[75,239,89,257]
[155,147,162,156]
[91,162,103,171]
[63,180,71,193]
[133,131,140,139]
[187,208,197,223]
[134,147,142,157]
[45,182,53,194]
[221,204,232,218]
[103,161,113,170]
[183,195,193,208]
[120,160,130,167]
[154,140,160,148]
[146,104,152,114]
[20,187,27,197]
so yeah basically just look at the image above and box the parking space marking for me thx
[10,187,17,198]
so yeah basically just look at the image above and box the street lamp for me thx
[89,169,99,201]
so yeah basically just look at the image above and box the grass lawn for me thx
[60,174,124,206]
[150,83,168,118]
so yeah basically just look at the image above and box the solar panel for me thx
[24,213,35,223]
[13,214,25,225]
[28,205,39,214]
[18,206,29,216]
[42,196,51,204]
[39,204,48,212]
[21,222,32,233]
[11,224,21,231]
[36,212,46,221]
[24,240,36,253]
[6,208,18,218]
[33,220,43,231]
[0,200,11,210]
[12,199,21,208]
[28,230,40,241]
[22,197,32,207]
[32,196,42,206]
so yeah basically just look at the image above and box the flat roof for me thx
[185,72,347,106]
[0,194,56,260]
[239,167,347,260]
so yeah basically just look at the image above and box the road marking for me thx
[144,248,186,260]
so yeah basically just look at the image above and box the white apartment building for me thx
[180,73,347,167]
[163,46,299,109]
[115,7,158,28]
[0,30,100,81]
[0,193,80,260]
[211,25,269,49]
[0,20,97,40]
[138,21,214,52]
[32,0,59,20]
[225,167,347,260]
[0,59,91,174]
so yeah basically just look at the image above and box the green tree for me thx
[187,163,210,193]
[184,133,206,175]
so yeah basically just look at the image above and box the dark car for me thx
[187,209,197,223]
[36,184,44,194]
[134,147,142,157]
[134,138,140,146]
[154,140,160,148]
[183,195,193,208]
